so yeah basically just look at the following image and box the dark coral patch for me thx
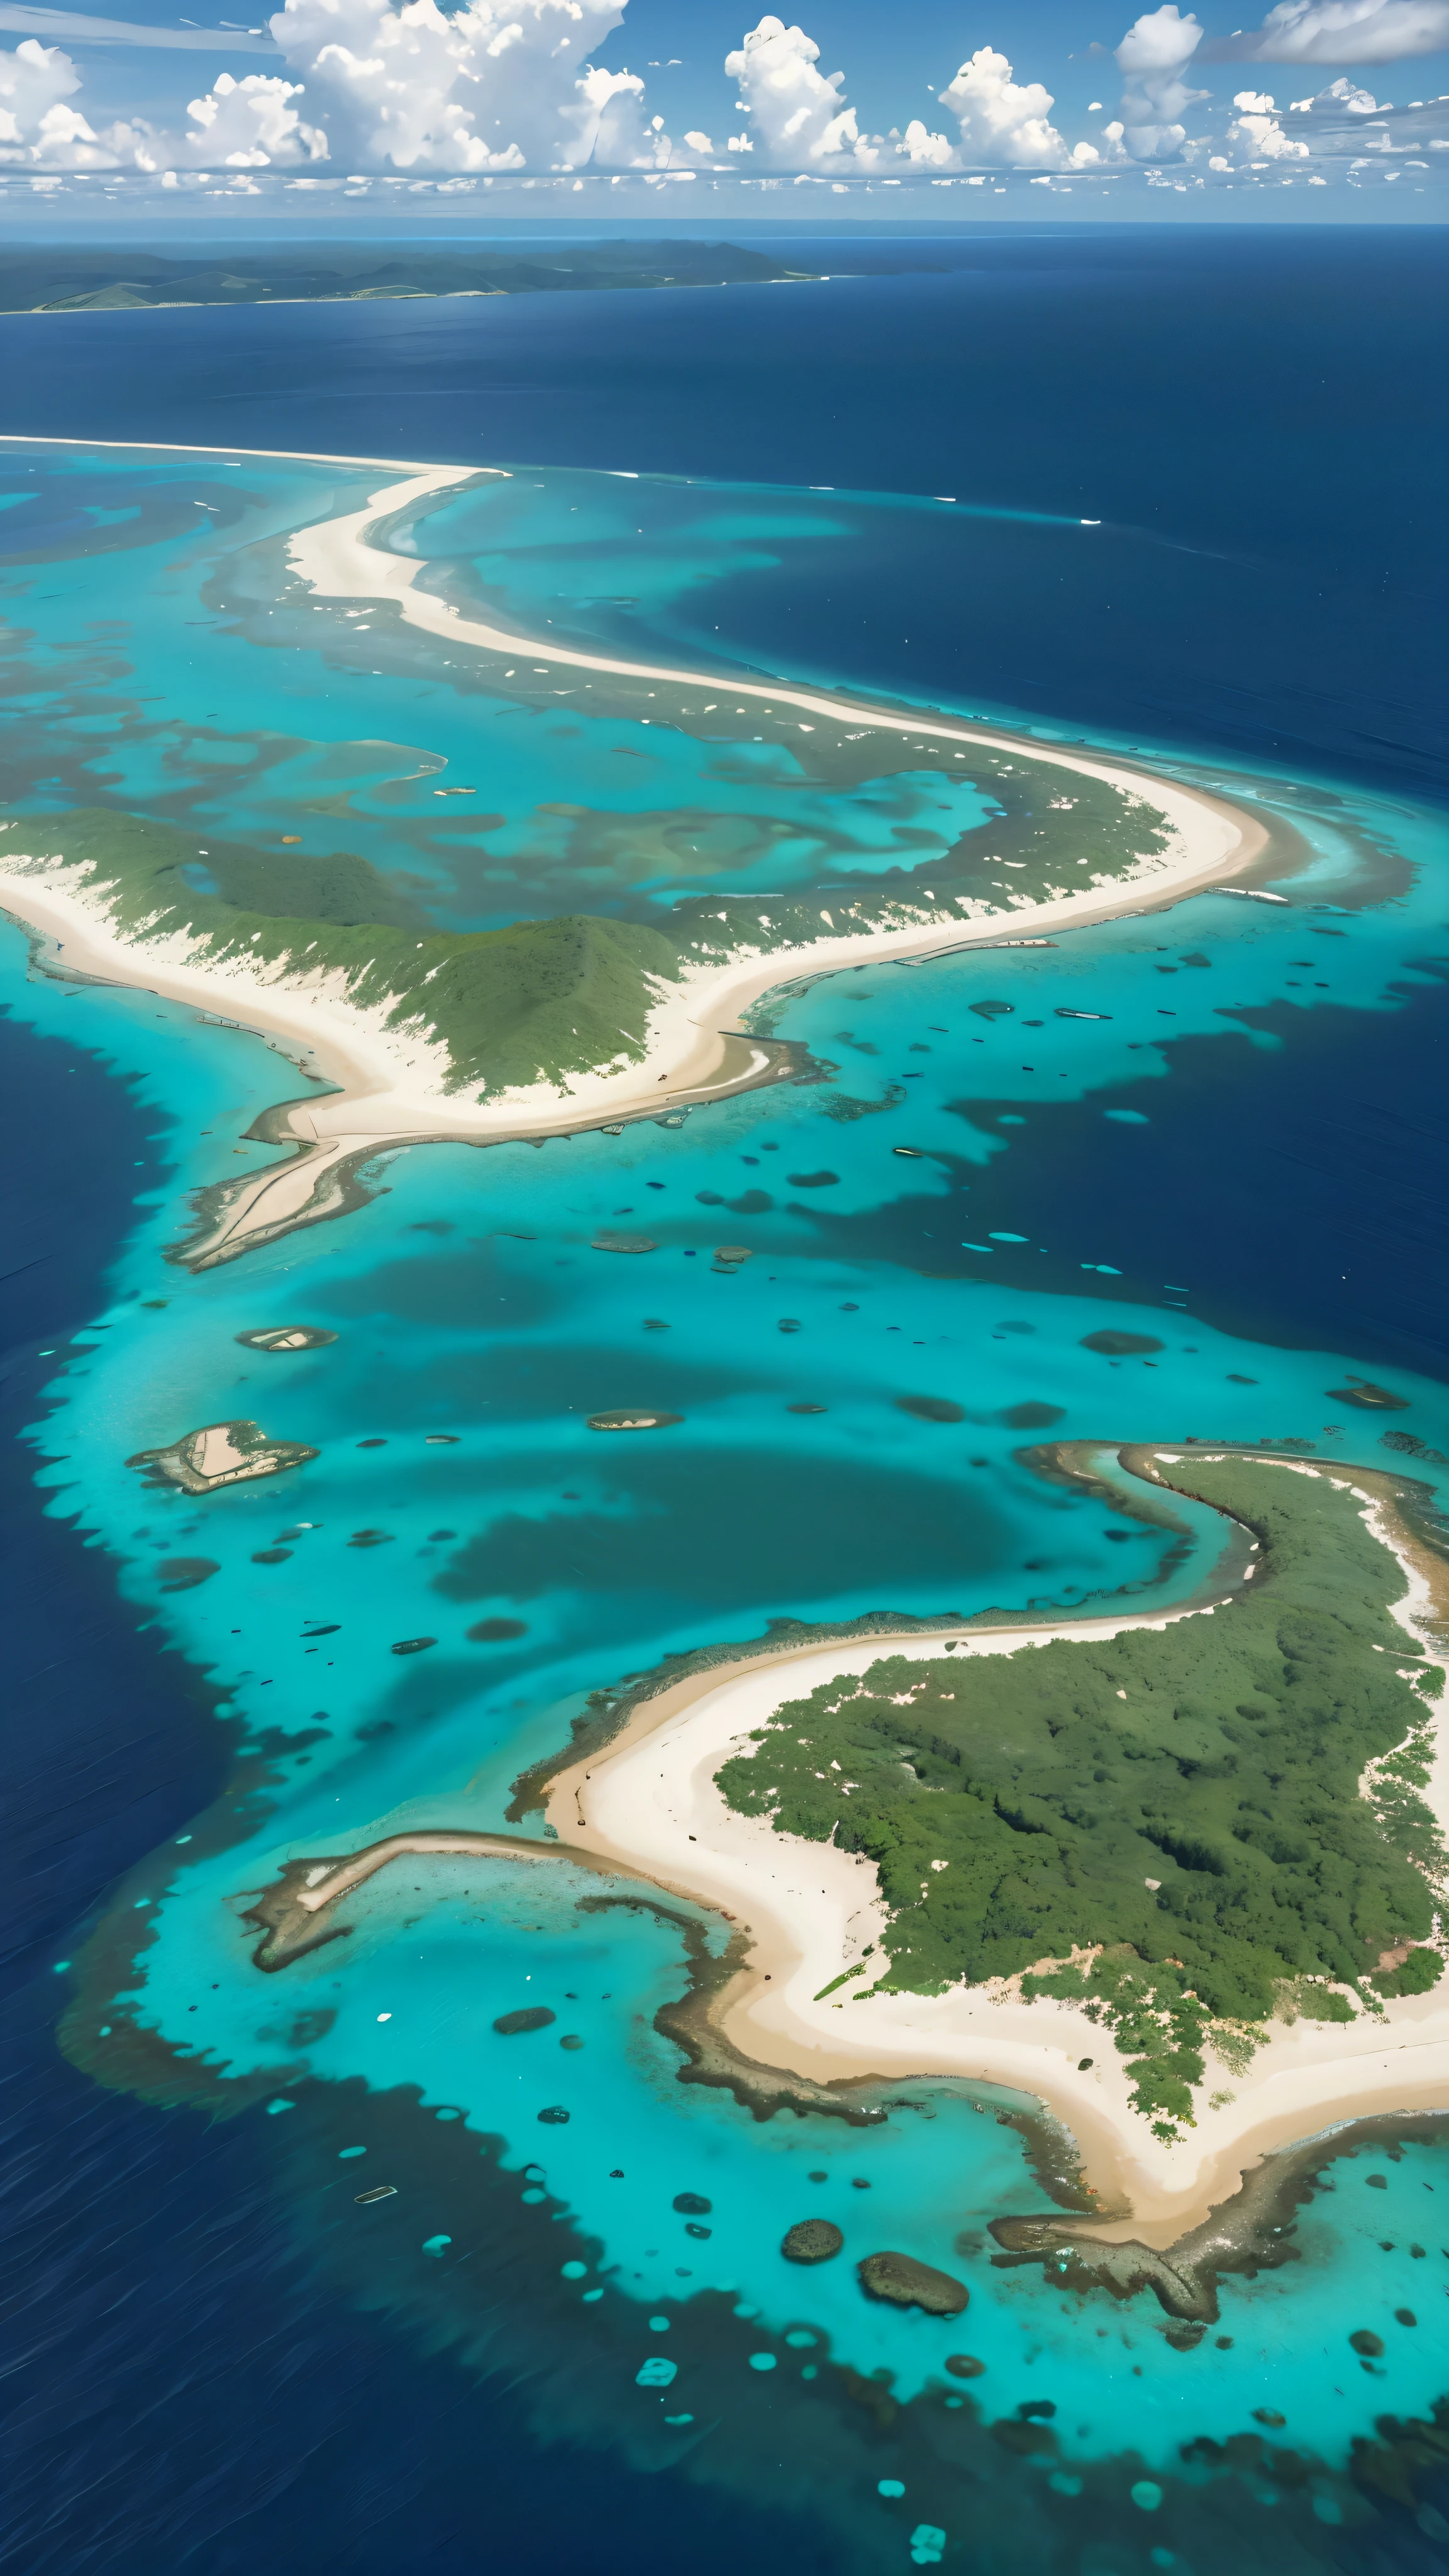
[783,2219,845,2265]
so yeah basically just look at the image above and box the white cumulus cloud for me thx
[1313,74,1388,102]
[1,34,82,156]
[1115,5,1208,160]
[723,15,879,170]
[1211,2,1449,62]
[1229,86,1312,149]
[0,34,150,164]
[225,0,648,175]
[894,116,957,167]
[185,69,325,165]
[940,47,1098,167]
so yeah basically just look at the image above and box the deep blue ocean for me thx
[1,228,1447,2575]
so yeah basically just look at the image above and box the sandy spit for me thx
[0,437,1268,1260]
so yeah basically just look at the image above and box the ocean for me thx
[1,226,1447,2575]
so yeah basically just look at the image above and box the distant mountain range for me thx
[0,240,818,314]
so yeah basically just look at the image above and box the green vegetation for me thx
[1292,1982,1358,2022]
[677,748,1171,964]
[11,758,1176,1098]
[716,1457,1445,2133]
[1374,1945,1445,1998]
[0,240,816,315]
[14,809,684,1097]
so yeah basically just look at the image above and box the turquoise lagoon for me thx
[4,440,1449,2545]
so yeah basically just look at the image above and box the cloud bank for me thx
[1206,2,1449,62]
[3,1,1445,194]
[0,7,275,52]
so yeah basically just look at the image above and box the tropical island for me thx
[545,1448,1449,2228]
[0,239,819,316]
[238,1445,1448,2238]
[0,445,1264,1266]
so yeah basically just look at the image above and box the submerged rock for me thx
[989,2215,1218,2323]
[896,1395,966,1424]
[156,1557,220,1591]
[1350,2329,1385,2357]
[783,2219,844,2265]
[493,2006,557,2036]
[673,2192,712,2214]
[990,2416,1057,2457]
[945,2355,985,2379]
[857,2252,969,2316]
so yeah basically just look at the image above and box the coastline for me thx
[0,435,1269,1260]
[538,1452,1449,2240]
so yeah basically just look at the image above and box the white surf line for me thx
[0,432,457,473]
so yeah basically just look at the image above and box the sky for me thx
[1,1,1446,221]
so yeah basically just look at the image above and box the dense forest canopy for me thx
[717,1456,1445,2129]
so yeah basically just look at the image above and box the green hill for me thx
[8,808,684,1097]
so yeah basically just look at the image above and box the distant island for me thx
[0,240,818,316]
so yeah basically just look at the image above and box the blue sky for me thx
[1,2,1446,219]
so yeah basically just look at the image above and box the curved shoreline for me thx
[229,1447,1449,2253]
[0,434,1269,1264]
[540,1449,1449,2240]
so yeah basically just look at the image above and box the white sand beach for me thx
[0,437,1269,1262]
[542,1458,1449,2238]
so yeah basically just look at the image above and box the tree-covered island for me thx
[716,1456,1446,2136]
